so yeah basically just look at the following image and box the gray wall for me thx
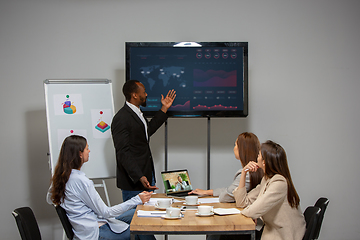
[1,0,360,239]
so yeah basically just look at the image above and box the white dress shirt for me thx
[47,169,142,240]
[126,101,148,140]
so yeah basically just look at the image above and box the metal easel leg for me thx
[102,179,111,206]
[94,179,111,206]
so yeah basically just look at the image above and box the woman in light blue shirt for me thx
[47,135,152,240]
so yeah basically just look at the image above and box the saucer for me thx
[155,206,168,210]
[195,212,214,217]
[161,215,182,220]
[183,202,200,206]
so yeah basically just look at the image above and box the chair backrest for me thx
[302,206,321,240]
[55,205,74,240]
[12,207,42,240]
[314,197,329,239]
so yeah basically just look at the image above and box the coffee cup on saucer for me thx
[155,199,172,209]
[166,207,181,218]
[185,195,198,205]
[197,205,213,215]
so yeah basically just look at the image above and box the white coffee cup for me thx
[185,195,198,205]
[156,199,172,208]
[166,207,181,217]
[197,205,213,215]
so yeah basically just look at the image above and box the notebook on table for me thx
[160,169,198,197]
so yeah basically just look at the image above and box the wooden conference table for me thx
[130,194,255,240]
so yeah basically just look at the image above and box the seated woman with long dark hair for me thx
[190,132,263,202]
[47,135,152,240]
[234,140,306,240]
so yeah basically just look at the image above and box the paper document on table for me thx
[198,198,219,204]
[137,210,166,217]
[213,208,241,215]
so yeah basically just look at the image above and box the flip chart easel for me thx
[44,79,116,209]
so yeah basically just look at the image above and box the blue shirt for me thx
[47,169,142,240]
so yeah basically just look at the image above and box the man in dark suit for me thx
[111,80,176,201]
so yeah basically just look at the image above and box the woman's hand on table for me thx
[189,189,213,196]
[139,191,153,204]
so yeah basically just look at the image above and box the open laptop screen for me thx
[161,169,193,195]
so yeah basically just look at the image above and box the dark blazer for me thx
[111,103,168,191]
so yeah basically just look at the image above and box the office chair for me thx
[302,206,321,240]
[12,207,42,240]
[54,205,74,240]
[314,197,329,239]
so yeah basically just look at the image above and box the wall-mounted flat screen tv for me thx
[125,42,248,117]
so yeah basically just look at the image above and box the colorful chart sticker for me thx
[91,109,112,138]
[53,94,84,115]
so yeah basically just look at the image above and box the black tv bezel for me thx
[125,42,248,118]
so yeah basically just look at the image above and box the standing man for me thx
[111,80,176,201]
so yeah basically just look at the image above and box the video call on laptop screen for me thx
[161,170,193,194]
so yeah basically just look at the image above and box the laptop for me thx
[161,169,198,197]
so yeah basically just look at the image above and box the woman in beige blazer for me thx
[233,140,306,240]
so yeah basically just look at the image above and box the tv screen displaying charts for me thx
[126,42,248,117]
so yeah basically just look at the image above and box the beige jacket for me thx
[234,174,306,240]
